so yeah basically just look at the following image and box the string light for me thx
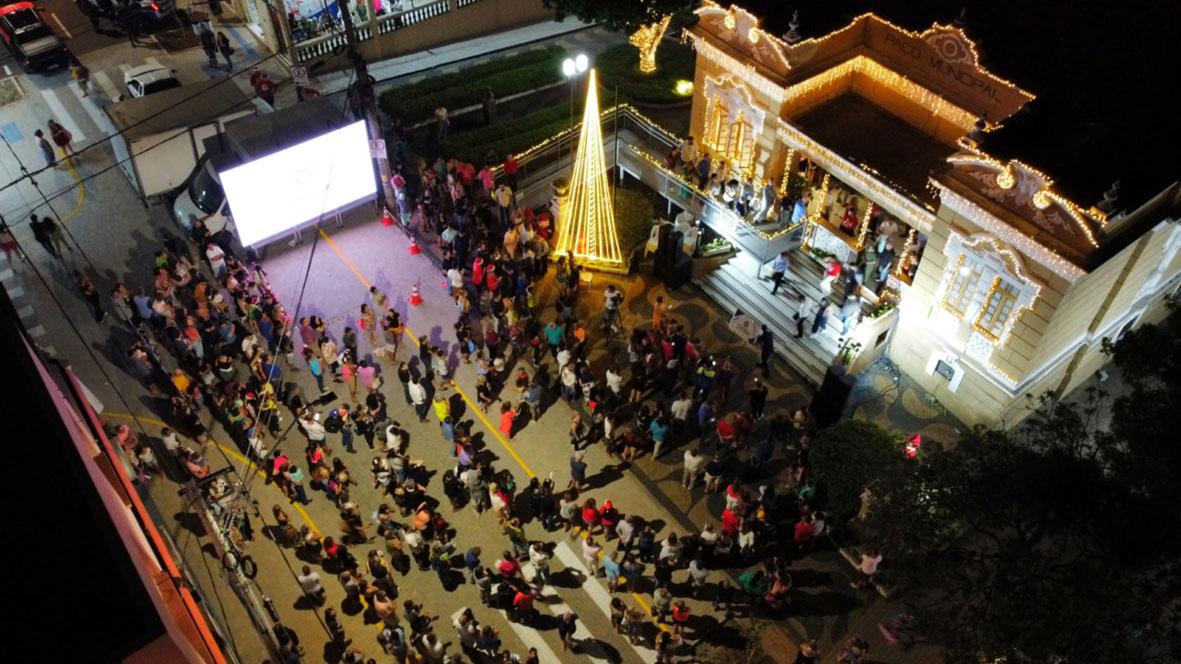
[553,69,625,272]
[777,148,796,197]
[684,30,787,103]
[855,200,875,250]
[777,122,935,233]
[931,180,1086,281]
[995,168,1015,190]
[893,228,918,276]
[629,15,672,75]
[784,55,981,133]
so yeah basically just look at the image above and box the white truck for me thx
[104,79,255,206]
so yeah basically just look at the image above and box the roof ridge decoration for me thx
[947,144,1106,256]
[695,1,791,76]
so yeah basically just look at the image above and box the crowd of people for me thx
[52,118,896,662]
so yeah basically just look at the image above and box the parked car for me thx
[0,2,71,72]
[124,63,180,98]
[76,0,176,24]
[171,153,234,237]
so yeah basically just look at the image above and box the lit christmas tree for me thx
[554,69,625,271]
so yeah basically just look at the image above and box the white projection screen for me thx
[220,121,376,246]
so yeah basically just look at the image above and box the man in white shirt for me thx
[297,565,325,602]
[678,136,696,166]
[682,447,706,488]
[770,251,790,295]
[302,412,326,443]
[670,392,693,428]
[794,294,817,338]
[408,378,429,421]
[446,267,464,296]
[605,366,623,397]
[851,549,883,589]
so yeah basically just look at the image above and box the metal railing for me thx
[505,105,806,261]
[292,0,485,64]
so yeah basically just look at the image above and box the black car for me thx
[0,2,71,72]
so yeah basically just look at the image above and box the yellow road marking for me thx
[319,227,536,478]
[103,411,321,535]
[60,154,86,224]
[316,228,668,627]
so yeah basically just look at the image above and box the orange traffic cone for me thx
[408,236,421,255]
[409,282,423,306]
[381,207,395,227]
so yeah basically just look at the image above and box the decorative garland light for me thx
[893,227,918,275]
[931,180,1086,281]
[855,200,875,250]
[684,30,787,104]
[553,69,625,271]
[784,55,980,133]
[778,122,935,233]
[629,15,672,75]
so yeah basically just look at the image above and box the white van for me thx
[170,154,235,236]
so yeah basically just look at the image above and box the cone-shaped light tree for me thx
[554,69,625,271]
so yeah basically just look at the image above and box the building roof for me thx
[790,93,955,209]
[741,0,1180,212]
[105,78,253,142]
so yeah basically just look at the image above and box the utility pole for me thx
[338,0,396,212]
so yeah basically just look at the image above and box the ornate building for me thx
[684,2,1181,426]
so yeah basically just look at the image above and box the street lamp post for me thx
[562,53,589,166]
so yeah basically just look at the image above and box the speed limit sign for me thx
[291,66,309,86]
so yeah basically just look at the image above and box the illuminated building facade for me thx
[685,2,1181,426]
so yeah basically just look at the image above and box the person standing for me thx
[75,271,107,322]
[794,295,816,338]
[119,4,141,47]
[769,251,790,295]
[47,119,74,157]
[69,58,91,97]
[682,447,706,488]
[408,377,428,422]
[850,549,883,589]
[199,24,217,68]
[216,32,235,71]
[0,221,21,263]
[556,611,579,652]
[747,377,768,420]
[34,130,56,168]
[28,215,56,258]
[751,324,774,377]
[40,215,69,258]
[297,565,326,603]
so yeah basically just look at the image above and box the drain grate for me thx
[0,76,23,107]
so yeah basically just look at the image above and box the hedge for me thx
[380,48,567,124]
[392,45,562,102]
[441,102,575,163]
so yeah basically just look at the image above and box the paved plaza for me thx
[0,18,956,664]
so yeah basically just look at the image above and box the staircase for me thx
[695,251,848,386]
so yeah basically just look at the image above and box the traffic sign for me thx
[291,66,309,86]
[369,139,386,159]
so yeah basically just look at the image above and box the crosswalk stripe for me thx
[144,56,164,68]
[523,562,607,661]
[68,81,116,135]
[41,88,86,143]
[554,542,658,663]
[3,65,10,76]
[451,593,565,663]
[92,71,120,102]
[118,63,131,74]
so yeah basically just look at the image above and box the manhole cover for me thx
[154,28,201,53]
[0,76,23,107]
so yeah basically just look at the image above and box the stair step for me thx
[694,259,844,386]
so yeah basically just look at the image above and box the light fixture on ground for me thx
[554,68,625,272]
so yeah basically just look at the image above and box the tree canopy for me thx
[817,300,1181,663]
[542,0,693,33]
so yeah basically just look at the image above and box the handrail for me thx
[501,104,804,246]
[293,0,486,64]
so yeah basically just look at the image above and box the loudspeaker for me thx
[811,364,855,428]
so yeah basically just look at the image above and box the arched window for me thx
[707,96,730,153]
[728,111,752,171]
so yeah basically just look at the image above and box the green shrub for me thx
[380,48,567,124]
[597,41,696,105]
[441,102,574,161]
[393,45,562,101]
[613,188,656,255]
[810,419,906,519]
